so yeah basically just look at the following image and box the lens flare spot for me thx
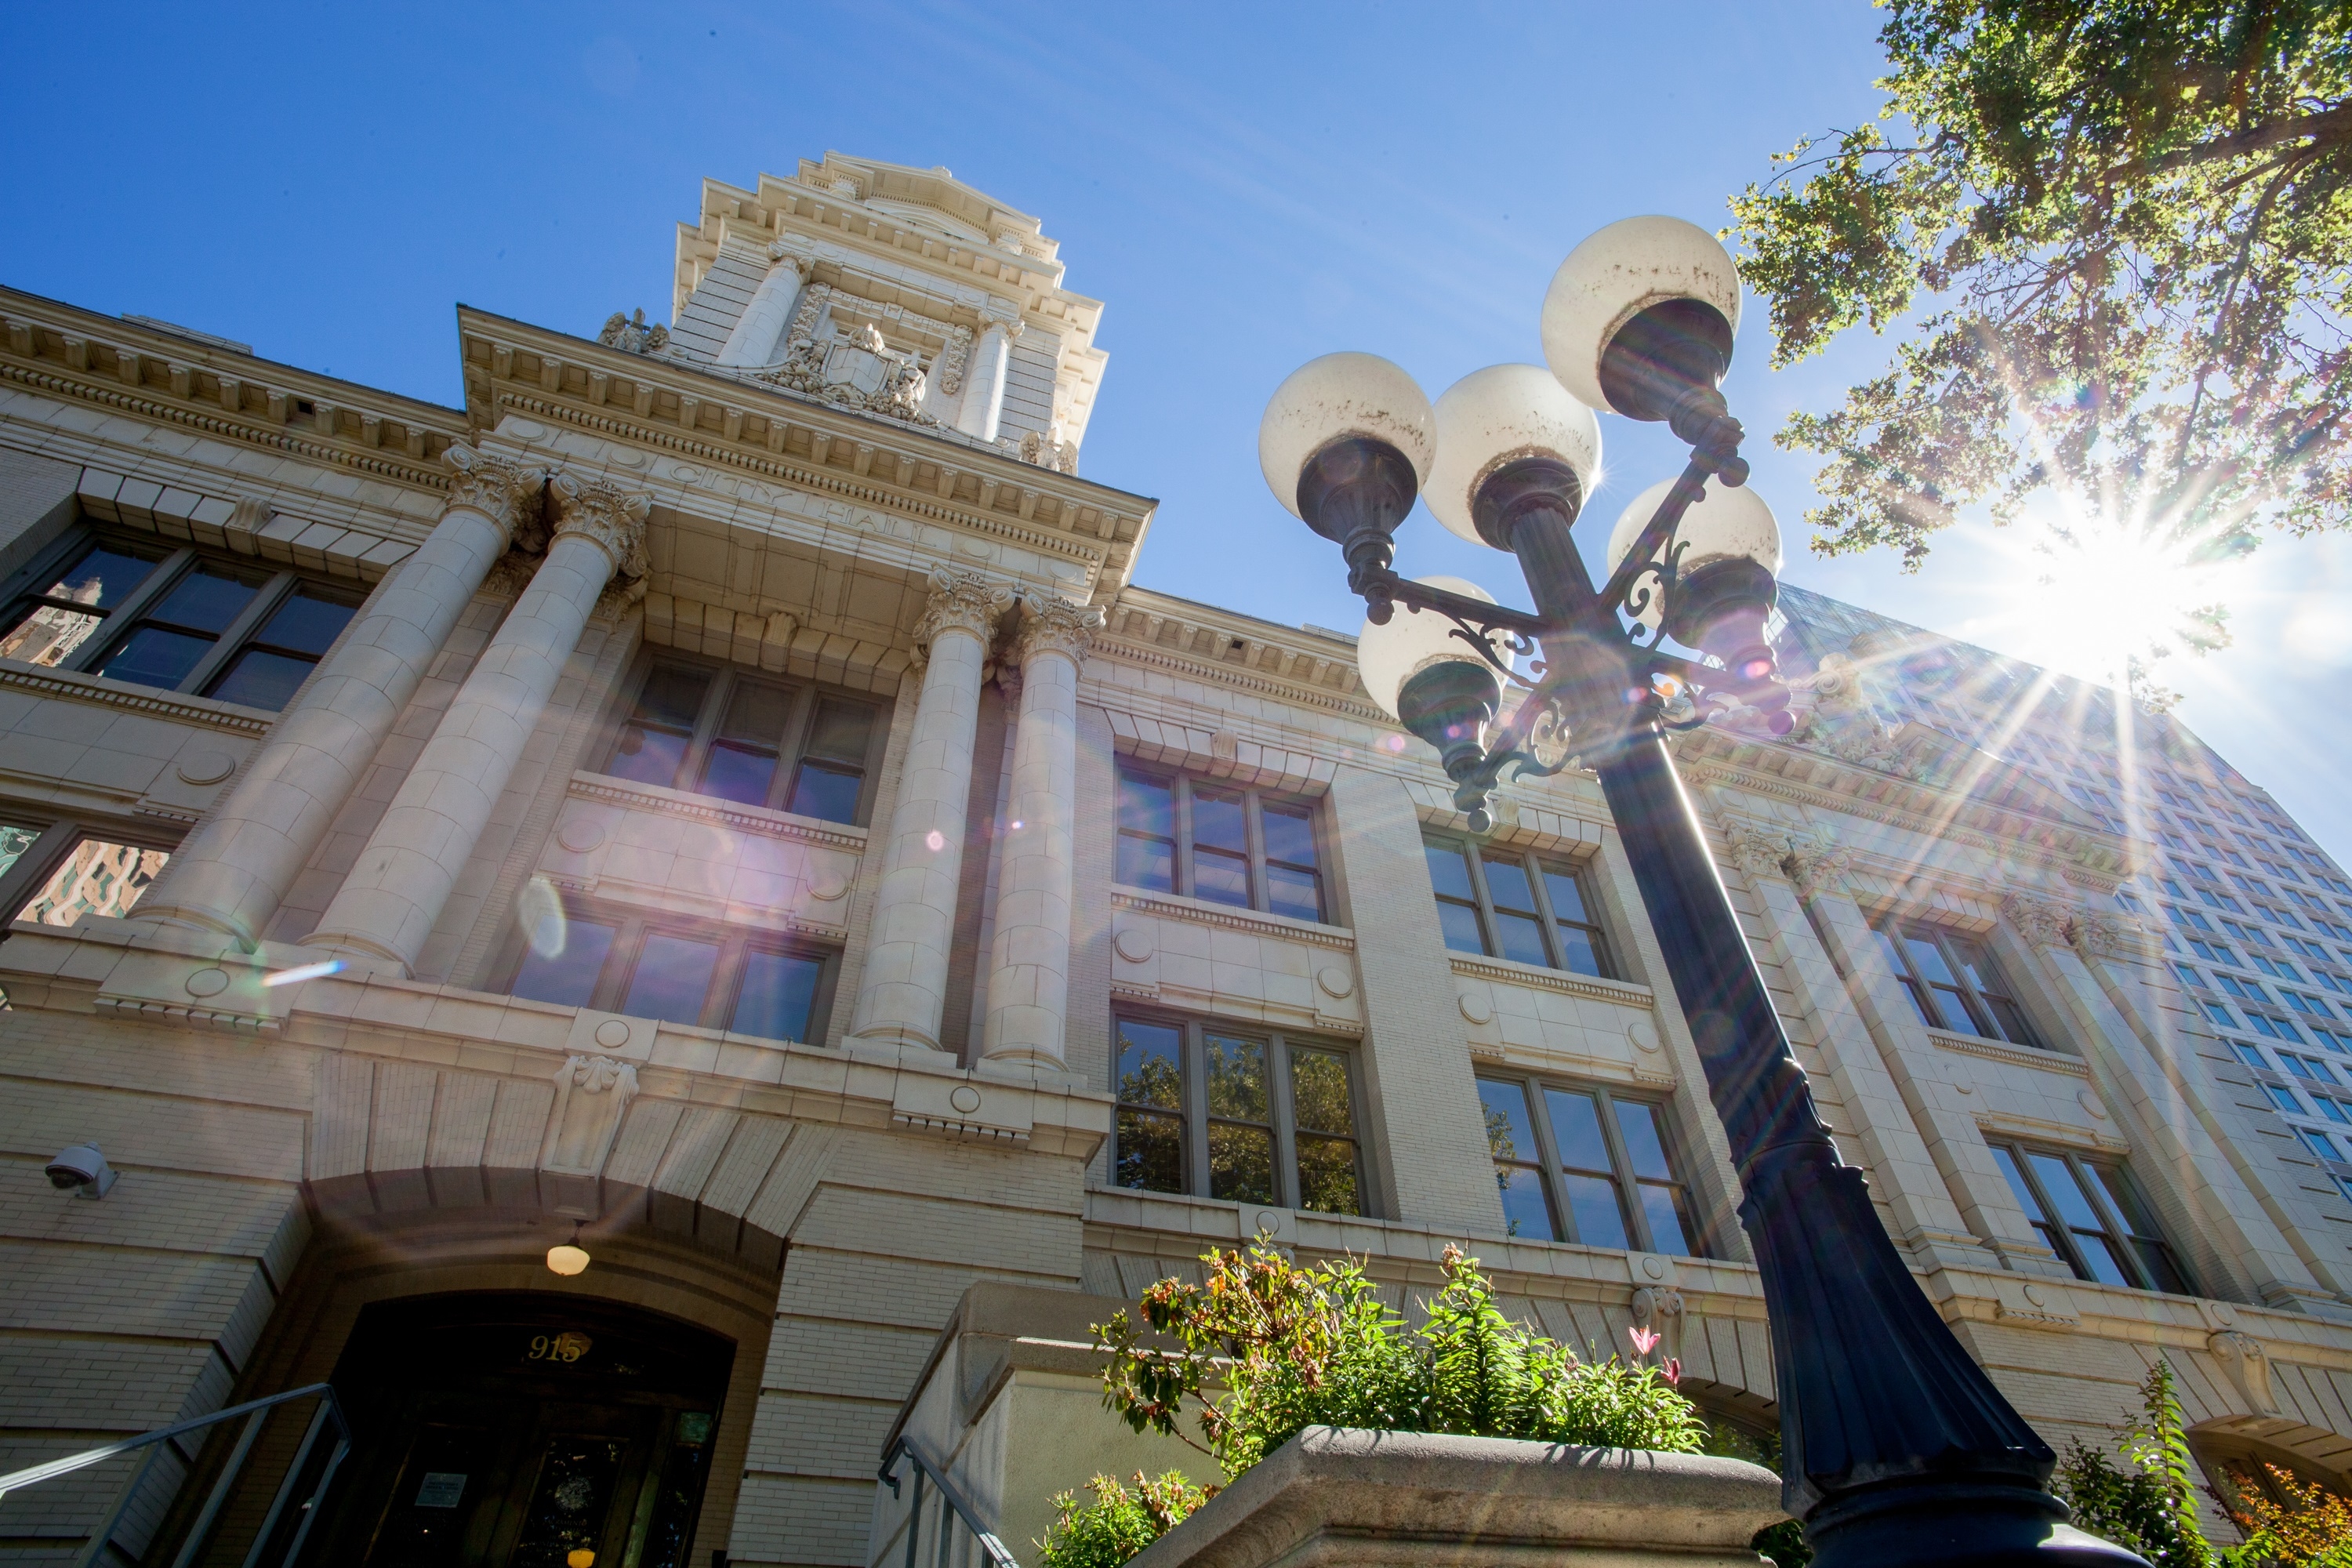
[519,874,568,958]
[925,829,946,851]
[262,959,343,988]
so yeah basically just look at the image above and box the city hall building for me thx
[4,150,2352,1568]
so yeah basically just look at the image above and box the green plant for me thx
[1034,1472,1213,1568]
[1094,1243,1706,1479]
[1751,1518,1813,1568]
[2053,1361,2217,1568]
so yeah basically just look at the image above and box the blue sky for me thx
[7,2,2347,851]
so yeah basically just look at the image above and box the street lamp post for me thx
[1260,219,2144,1568]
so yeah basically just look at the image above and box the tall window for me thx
[601,659,884,827]
[1111,1014,1363,1214]
[1476,1074,1696,1254]
[0,532,358,711]
[1871,918,2039,1046]
[506,897,837,1045]
[1114,763,1327,924]
[1989,1142,2188,1294]
[1425,836,1613,978]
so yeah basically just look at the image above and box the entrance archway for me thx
[312,1293,733,1568]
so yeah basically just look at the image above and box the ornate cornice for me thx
[492,392,1111,570]
[1010,593,1103,669]
[1110,889,1356,952]
[1447,953,1658,1010]
[0,361,452,490]
[914,568,1013,654]
[1675,730,2126,886]
[441,443,546,544]
[1091,639,1386,721]
[549,471,652,579]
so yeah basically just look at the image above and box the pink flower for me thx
[1628,1326,1661,1357]
[1663,1357,1682,1386]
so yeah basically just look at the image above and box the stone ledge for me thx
[0,658,276,735]
[1129,1427,1783,1568]
[1450,953,1657,1009]
[568,770,873,851]
[1109,888,1355,951]
[1930,1028,2090,1076]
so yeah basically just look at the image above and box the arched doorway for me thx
[310,1292,733,1568]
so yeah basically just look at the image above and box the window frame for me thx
[1871,916,2043,1047]
[1112,760,1332,925]
[0,528,362,710]
[1422,833,1617,979]
[1474,1069,1701,1256]
[594,652,891,829]
[1107,1010,1369,1215]
[498,894,842,1046]
[1989,1141,2190,1294]
[0,816,180,931]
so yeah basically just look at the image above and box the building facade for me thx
[2,151,2351,1568]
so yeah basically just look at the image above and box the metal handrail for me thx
[878,1435,1020,1568]
[0,1381,352,1568]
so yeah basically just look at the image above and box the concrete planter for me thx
[1127,1426,1786,1568]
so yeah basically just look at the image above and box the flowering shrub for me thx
[1092,1243,1704,1476]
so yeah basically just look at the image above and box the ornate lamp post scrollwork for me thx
[1261,216,2142,1568]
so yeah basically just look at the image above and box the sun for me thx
[1970,506,2249,697]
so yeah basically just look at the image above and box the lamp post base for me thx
[1804,1482,2147,1568]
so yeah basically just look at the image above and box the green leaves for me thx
[1094,1244,1705,1483]
[2053,1361,2219,1568]
[1035,1472,1214,1568]
[1728,0,2352,575]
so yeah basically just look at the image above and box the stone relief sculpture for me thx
[597,308,670,355]
[1787,652,1934,782]
[758,289,938,424]
[1018,428,1079,474]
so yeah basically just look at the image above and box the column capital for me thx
[978,296,1025,338]
[2001,891,2078,950]
[766,235,819,274]
[1007,593,1103,670]
[914,568,1011,655]
[441,443,546,546]
[549,471,652,579]
[1789,839,1857,901]
[1721,819,1795,884]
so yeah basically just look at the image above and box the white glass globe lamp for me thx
[1358,575,1513,773]
[1541,217,1743,422]
[1424,364,1602,551]
[1258,352,1436,535]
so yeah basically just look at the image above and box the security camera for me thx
[45,1144,116,1199]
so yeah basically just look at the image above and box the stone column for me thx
[953,304,1021,442]
[2008,893,2345,1307]
[848,569,1010,1051]
[981,596,1102,1066]
[304,472,649,974]
[137,445,544,949]
[1776,845,2078,1276]
[1717,822,2010,1272]
[715,240,814,368]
